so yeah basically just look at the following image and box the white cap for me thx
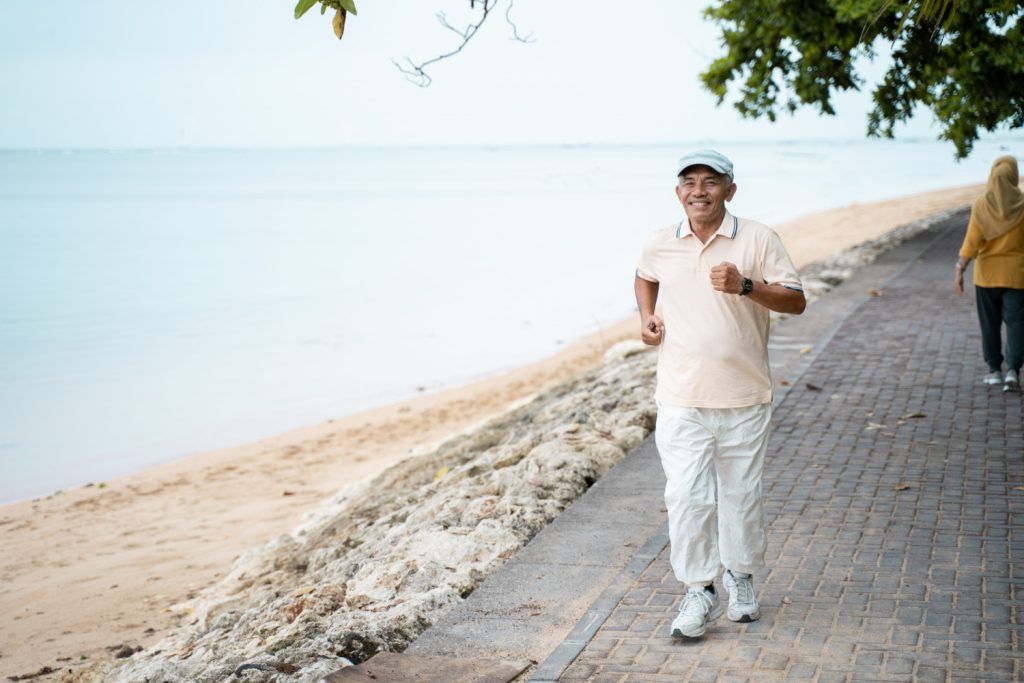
[676,149,734,181]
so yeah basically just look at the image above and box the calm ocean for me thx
[0,139,1019,502]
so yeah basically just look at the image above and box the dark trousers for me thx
[975,286,1024,372]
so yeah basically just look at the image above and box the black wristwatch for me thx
[740,277,754,296]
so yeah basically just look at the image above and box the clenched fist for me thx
[641,313,664,346]
[710,262,744,294]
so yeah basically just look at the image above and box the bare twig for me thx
[394,0,535,86]
[506,0,535,43]
[395,0,498,87]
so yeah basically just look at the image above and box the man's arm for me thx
[746,281,806,315]
[634,276,664,345]
[710,262,806,315]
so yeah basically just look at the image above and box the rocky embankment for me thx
[77,345,658,683]
[77,208,957,683]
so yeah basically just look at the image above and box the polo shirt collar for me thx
[676,211,739,240]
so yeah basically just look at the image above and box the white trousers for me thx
[655,403,771,586]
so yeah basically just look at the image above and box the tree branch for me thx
[506,0,535,43]
[395,0,498,87]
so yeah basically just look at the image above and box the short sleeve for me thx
[636,232,660,282]
[761,230,802,292]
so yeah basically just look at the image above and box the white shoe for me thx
[983,371,1002,385]
[670,587,722,638]
[722,569,761,623]
[1004,369,1020,393]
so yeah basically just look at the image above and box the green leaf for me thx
[294,0,318,20]
[339,0,358,16]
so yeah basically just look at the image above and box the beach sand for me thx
[0,183,984,678]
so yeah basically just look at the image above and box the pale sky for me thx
[0,1,951,148]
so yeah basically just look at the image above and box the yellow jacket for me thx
[959,214,1024,289]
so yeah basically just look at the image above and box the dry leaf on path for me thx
[894,483,911,491]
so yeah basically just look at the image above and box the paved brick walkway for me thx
[557,217,1023,681]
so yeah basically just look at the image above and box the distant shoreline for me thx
[2,143,1012,504]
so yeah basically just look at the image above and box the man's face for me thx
[675,165,737,226]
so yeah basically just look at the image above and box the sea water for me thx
[0,138,1020,502]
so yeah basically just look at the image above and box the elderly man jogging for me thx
[634,150,806,638]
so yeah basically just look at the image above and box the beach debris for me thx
[778,379,791,386]
[799,347,812,355]
[434,466,449,480]
[566,422,581,434]
[805,383,822,392]
[782,596,792,605]
[901,411,927,419]
[111,645,141,659]
[894,483,911,491]
[867,288,884,297]
[232,660,300,677]
[865,422,887,431]
[1012,486,1024,491]
[282,491,297,496]
[7,666,55,682]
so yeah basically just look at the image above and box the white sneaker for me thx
[983,371,1002,385]
[722,569,761,623]
[1004,369,1020,393]
[670,587,722,638]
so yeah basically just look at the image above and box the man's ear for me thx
[675,184,685,203]
[726,182,737,201]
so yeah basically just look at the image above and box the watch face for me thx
[743,278,753,294]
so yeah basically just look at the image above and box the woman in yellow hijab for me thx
[955,155,1024,393]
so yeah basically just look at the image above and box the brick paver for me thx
[561,217,1023,681]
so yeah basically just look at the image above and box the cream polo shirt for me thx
[636,211,802,408]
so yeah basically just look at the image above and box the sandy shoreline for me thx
[0,183,985,679]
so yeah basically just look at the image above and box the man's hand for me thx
[641,313,664,346]
[710,262,744,294]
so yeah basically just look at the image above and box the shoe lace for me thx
[729,571,753,603]
[680,588,710,618]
